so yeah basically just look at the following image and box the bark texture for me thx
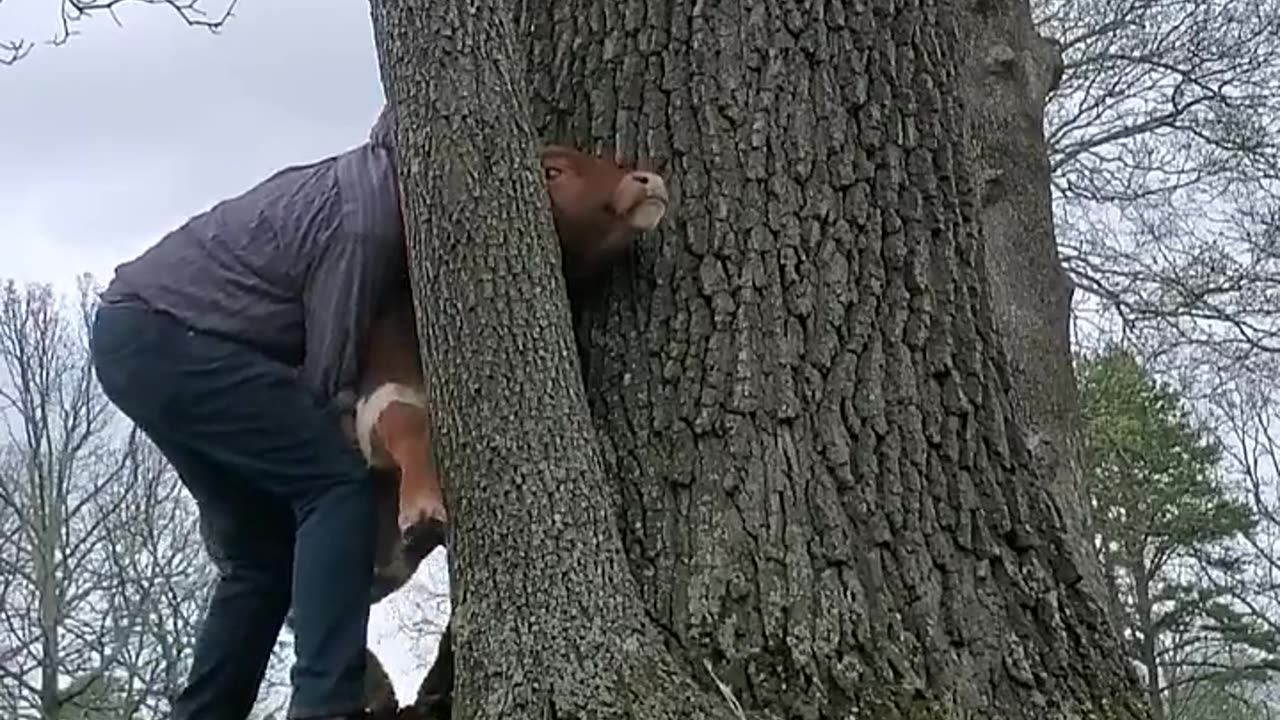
[524,0,1146,717]
[952,0,1105,607]
[368,1,743,718]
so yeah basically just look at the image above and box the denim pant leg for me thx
[90,305,376,719]
[92,307,295,720]
[165,440,297,720]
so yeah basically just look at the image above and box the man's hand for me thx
[332,388,361,448]
[339,411,359,447]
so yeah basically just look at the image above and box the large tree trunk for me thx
[952,0,1107,607]
[371,0,1147,717]
[368,2,740,719]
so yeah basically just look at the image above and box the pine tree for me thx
[1079,347,1278,719]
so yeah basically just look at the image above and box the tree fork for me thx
[524,0,1148,718]
[367,0,744,717]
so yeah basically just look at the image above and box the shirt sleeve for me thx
[299,228,406,415]
[298,143,406,415]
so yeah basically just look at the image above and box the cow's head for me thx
[539,146,670,284]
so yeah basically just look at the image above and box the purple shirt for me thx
[100,105,405,413]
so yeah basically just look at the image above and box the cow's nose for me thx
[628,171,668,200]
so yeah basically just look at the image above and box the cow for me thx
[355,145,671,600]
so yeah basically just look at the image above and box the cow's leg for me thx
[364,646,399,717]
[369,468,417,604]
[355,382,448,533]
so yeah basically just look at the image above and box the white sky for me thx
[0,0,450,704]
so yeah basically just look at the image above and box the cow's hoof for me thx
[402,516,448,560]
[370,561,414,604]
[398,498,447,537]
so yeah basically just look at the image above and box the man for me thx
[90,104,407,720]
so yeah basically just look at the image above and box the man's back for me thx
[102,157,344,365]
[100,105,404,407]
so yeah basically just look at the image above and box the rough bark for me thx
[368,1,742,718]
[951,0,1107,607]
[369,0,1148,715]
[526,0,1147,717]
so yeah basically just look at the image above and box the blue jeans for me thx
[90,303,374,720]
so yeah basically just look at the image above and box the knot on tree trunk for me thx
[984,33,1065,108]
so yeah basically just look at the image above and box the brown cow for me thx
[353,145,670,574]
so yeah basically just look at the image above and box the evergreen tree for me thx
[1079,346,1277,719]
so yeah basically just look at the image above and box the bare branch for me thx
[0,277,213,718]
[0,0,239,67]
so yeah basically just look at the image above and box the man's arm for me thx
[299,109,406,424]
[300,228,406,420]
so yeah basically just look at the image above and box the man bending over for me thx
[90,104,408,720]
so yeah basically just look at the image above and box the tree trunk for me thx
[531,0,1147,717]
[1131,563,1164,720]
[368,2,741,718]
[370,0,1149,716]
[951,0,1108,609]
[37,469,62,720]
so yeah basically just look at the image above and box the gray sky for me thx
[0,0,446,701]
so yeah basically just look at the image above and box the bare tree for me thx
[1211,383,1280,638]
[0,0,239,66]
[1039,0,1280,204]
[0,278,128,719]
[0,444,23,718]
[0,277,210,719]
[376,556,449,676]
[1031,0,1280,366]
[90,435,214,718]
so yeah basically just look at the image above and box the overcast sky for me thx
[0,0,447,702]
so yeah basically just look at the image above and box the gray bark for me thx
[952,0,1108,612]
[1131,565,1164,720]
[368,1,740,718]
[369,0,1149,716]
[531,0,1146,717]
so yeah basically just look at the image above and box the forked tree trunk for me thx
[369,0,1148,717]
[368,2,740,718]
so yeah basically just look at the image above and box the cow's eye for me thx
[545,166,563,181]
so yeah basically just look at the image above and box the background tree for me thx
[0,443,23,718]
[1077,346,1277,719]
[1161,669,1272,720]
[1208,381,1280,705]
[0,278,218,720]
[1034,0,1280,354]
[52,674,128,720]
[0,0,238,66]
